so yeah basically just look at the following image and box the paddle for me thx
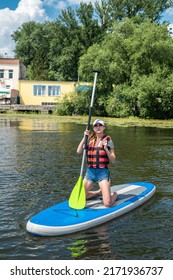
[68,71,99,209]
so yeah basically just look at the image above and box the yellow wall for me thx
[18,80,76,105]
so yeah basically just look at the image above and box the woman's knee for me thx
[84,179,94,192]
[103,192,117,207]
[103,199,114,207]
[103,197,112,207]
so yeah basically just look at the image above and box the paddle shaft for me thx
[79,71,99,177]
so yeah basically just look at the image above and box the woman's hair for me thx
[89,131,97,145]
[89,131,110,146]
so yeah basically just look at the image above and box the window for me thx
[42,102,58,105]
[33,85,46,96]
[0,69,4,79]
[48,85,61,96]
[9,70,13,79]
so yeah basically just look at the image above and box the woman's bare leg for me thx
[99,180,117,207]
[83,178,101,199]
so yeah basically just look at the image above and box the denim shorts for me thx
[85,167,110,183]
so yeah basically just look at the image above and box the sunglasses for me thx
[93,124,103,127]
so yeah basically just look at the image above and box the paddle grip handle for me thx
[84,106,92,149]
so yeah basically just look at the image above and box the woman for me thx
[77,119,117,207]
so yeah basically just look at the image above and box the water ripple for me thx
[0,117,173,260]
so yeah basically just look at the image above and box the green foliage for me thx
[106,84,137,117]
[79,18,173,119]
[73,86,111,116]
[137,74,173,119]
[12,3,104,81]
[54,86,110,117]
[106,72,173,119]
[11,1,173,119]
[107,0,173,22]
[12,1,173,81]
[74,90,91,115]
[79,19,173,84]
[54,92,76,116]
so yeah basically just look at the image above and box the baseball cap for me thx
[93,119,105,126]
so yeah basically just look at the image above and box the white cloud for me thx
[0,0,48,57]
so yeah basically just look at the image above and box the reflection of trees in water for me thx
[68,225,116,259]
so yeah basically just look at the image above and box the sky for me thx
[0,0,173,57]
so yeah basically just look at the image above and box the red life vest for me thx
[86,135,110,168]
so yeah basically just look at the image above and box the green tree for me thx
[95,0,111,31]
[106,72,173,119]
[12,3,104,81]
[136,73,173,119]
[79,19,173,118]
[79,19,173,83]
[12,1,173,81]
[79,19,137,87]
[12,21,40,67]
[49,4,103,81]
[107,0,173,22]
[12,21,52,80]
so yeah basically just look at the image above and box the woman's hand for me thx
[84,129,90,137]
[103,140,116,163]
[77,129,90,154]
[103,139,108,150]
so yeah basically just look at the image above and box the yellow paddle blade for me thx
[68,176,86,209]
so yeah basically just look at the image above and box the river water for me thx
[0,116,173,260]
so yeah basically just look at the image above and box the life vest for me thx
[86,135,110,168]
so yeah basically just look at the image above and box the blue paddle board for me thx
[26,182,156,236]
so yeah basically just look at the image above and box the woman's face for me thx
[93,123,105,133]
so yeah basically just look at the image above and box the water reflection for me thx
[0,116,173,260]
[68,239,88,258]
[67,225,114,259]
[0,117,75,132]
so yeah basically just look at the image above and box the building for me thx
[18,80,76,106]
[0,58,26,104]
[168,23,173,38]
[0,58,90,110]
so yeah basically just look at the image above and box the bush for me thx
[106,73,173,119]
[136,74,173,119]
[106,84,138,117]
[74,90,91,115]
[54,92,75,116]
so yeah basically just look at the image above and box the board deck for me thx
[26,182,156,236]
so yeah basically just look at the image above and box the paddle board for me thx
[26,182,156,236]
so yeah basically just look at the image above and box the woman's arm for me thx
[103,139,116,163]
[104,147,116,163]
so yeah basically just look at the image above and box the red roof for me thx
[0,58,20,65]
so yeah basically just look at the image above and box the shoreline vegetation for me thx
[0,113,173,129]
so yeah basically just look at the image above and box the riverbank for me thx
[1,113,173,128]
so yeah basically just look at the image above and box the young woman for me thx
[77,119,117,207]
